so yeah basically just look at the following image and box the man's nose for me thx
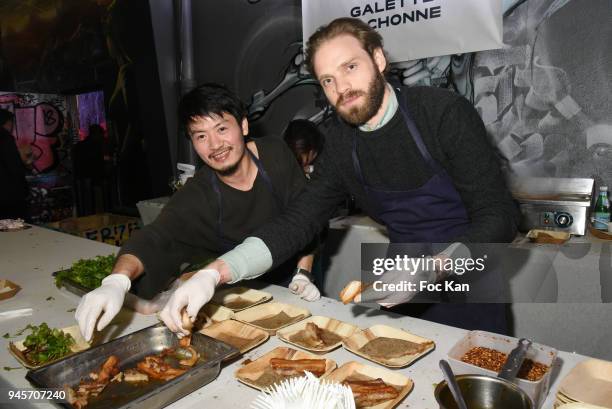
[335,76,351,95]
[207,132,223,150]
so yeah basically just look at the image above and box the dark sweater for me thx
[120,137,307,295]
[255,85,521,267]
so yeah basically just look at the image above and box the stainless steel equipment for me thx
[435,374,533,409]
[510,177,594,236]
[26,324,238,409]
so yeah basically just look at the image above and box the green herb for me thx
[66,308,76,313]
[46,296,54,301]
[54,254,116,290]
[21,323,75,365]
[3,366,21,371]
[10,325,34,338]
[2,333,9,339]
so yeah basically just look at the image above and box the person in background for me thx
[283,118,328,291]
[73,124,105,215]
[283,119,325,179]
[74,83,320,341]
[0,109,29,220]
[157,17,520,336]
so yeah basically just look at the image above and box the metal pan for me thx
[26,324,239,409]
[52,269,91,297]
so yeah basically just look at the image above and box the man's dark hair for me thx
[283,119,324,158]
[178,83,247,138]
[305,17,384,77]
[0,108,15,127]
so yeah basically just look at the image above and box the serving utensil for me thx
[439,360,468,409]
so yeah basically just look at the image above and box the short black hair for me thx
[283,119,324,156]
[0,108,14,127]
[178,83,247,138]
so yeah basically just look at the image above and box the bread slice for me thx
[339,281,363,304]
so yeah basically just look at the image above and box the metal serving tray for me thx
[52,269,91,297]
[26,324,239,409]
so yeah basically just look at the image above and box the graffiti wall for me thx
[0,92,78,223]
[472,0,612,189]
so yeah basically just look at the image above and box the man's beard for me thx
[336,69,386,126]
[210,146,246,177]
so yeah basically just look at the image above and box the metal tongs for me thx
[498,338,533,381]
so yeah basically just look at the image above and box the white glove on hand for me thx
[289,272,321,302]
[75,274,131,342]
[159,269,220,336]
[356,257,438,307]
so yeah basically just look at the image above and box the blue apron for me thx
[211,147,297,287]
[352,89,508,334]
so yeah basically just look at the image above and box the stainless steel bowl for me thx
[435,374,533,409]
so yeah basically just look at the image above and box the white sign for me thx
[302,0,504,62]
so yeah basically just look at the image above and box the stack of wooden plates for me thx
[554,359,612,408]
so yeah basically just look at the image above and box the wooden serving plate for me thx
[558,358,612,408]
[527,229,571,244]
[0,279,20,301]
[233,302,310,335]
[211,286,272,311]
[342,324,435,368]
[234,346,336,391]
[588,224,612,241]
[324,361,414,409]
[8,325,90,369]
[277,316,359,353]
[196,303,235,329]
[199,319,269,355]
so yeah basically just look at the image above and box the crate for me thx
[48,213,141,246]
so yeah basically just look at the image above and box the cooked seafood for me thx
[343,377,400,408]
[136,355,187,381]
[65,355,120,409]
[269,358,327,377]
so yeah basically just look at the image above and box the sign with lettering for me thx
[302,0,503,62]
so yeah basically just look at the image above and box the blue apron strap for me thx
[247,148,283,210]
[351,136,367,186]
[211,144,282,251]
[396,88,443,174]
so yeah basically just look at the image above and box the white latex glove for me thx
[159,269,220,336]
[289,272,321,302]
[75,274,131,342]
[356,257,438,307]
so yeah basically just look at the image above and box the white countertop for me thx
[0,226,592,408]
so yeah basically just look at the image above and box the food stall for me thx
[1,225,609,409]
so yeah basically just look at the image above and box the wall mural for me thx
[0,92,77,223]
[472,0,612,188]
[0,93,72,173]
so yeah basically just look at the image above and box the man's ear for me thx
[241,117,249,136]
[372,47,387,73]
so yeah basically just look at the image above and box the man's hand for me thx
[356,257,438,307]
[75,274,131,342]
[289,271,320,301]
[159,269,220,336]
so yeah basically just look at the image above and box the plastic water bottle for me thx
[593,186,610,230]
